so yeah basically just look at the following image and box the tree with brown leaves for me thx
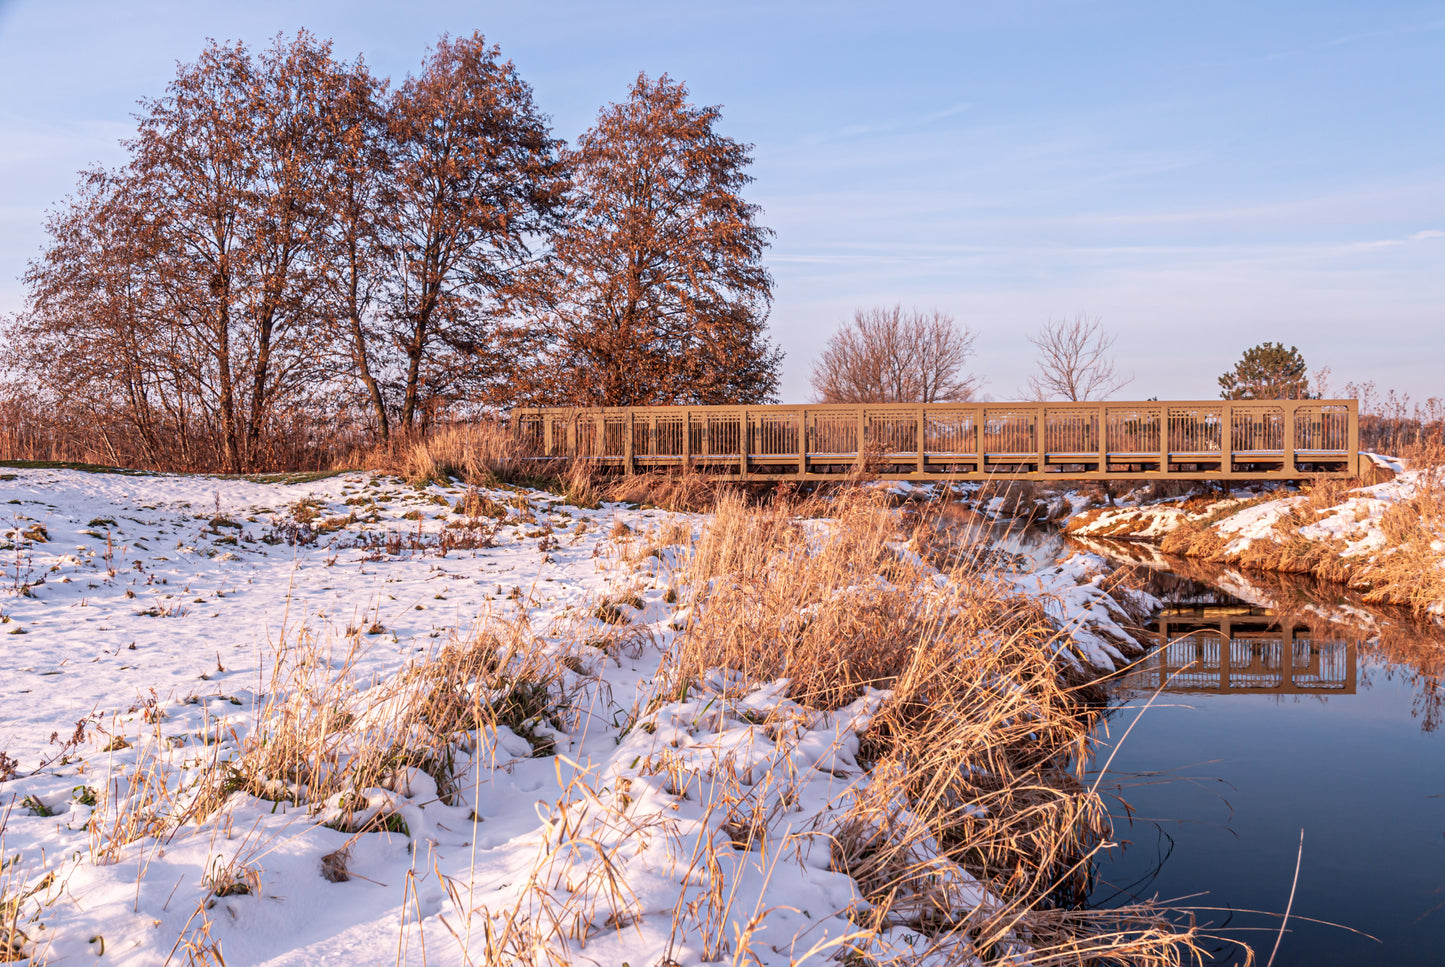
[522,73,780,407]
[309,55,394,439]
[16,34,358,470]
[384,33,568,428]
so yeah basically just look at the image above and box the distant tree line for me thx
[1,31,779,471]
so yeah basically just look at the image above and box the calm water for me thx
[1082,549,1445,965]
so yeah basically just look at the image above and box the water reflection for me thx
[1072,534,1445,731]
[1075,534,1445,965]
[1125,610,1357,695]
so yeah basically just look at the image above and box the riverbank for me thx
[1062,461,1445,618]
[0,468,1199,966]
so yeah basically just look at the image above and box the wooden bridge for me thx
[512,399,1359,481]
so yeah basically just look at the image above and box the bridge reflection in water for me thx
[1123,606,1357,695]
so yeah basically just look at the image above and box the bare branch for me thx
[811,306,979,404]
[1024,313,1131,401]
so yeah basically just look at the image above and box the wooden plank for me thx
[916,405,926,474]
[798,407,807,475]
[1283,399,1297,475]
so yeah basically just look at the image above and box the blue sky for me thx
[1,1,1441,403]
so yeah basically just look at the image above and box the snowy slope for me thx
[0,468,1141,966]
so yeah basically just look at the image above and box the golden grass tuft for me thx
[189,618,572,823]
[601,468,722,513]
[352,421,534,488]
[666,487,1207,962]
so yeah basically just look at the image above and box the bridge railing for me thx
[511,399,1358,480]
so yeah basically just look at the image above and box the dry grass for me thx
[351,421,537,489]
[0,803,57,965]
[600,468,722,513]
[1,476,1217,964]
[1156,454,1445,616]
[349,424,730,514]
[193,619,574,824]
[666,488,1208,963]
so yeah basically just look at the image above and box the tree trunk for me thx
[349,310,389,440]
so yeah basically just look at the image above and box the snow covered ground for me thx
[1062,464,1445,619]
[0,468,1143,966]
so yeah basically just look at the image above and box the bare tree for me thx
[1024,314,1131,401]
[811,306,978,404]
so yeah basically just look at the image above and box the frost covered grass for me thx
[0,467,1204,965]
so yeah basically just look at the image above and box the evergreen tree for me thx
[1218,342,1313,399]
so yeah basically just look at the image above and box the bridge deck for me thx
[512,399,1359,481]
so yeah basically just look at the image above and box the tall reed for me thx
[666,489,1207,963]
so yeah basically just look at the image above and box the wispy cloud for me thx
[1263,16,1445,61]
[829,100,972,140]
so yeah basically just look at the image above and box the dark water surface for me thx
[1081,548,1445,966]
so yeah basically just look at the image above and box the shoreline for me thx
[1060,467,1445,619]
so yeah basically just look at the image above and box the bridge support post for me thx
[974,406,985,474]
[1158,407,1169,474]
[1281,623,1295,690]
[625,412,635,475]
[1347,399,1359,476]
[739,409,748,477]
[798,408,807,475]
[856,410,867,472]
[1283,400,1297,476]
[1219,617,1233,691]
[1221,402,1233,477]
[1036,408,1046,475]
[1097,405,1108,473]
[916,406,925,475]
[682,408,691,470]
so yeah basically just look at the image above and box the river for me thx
[1074,537,1445,965]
